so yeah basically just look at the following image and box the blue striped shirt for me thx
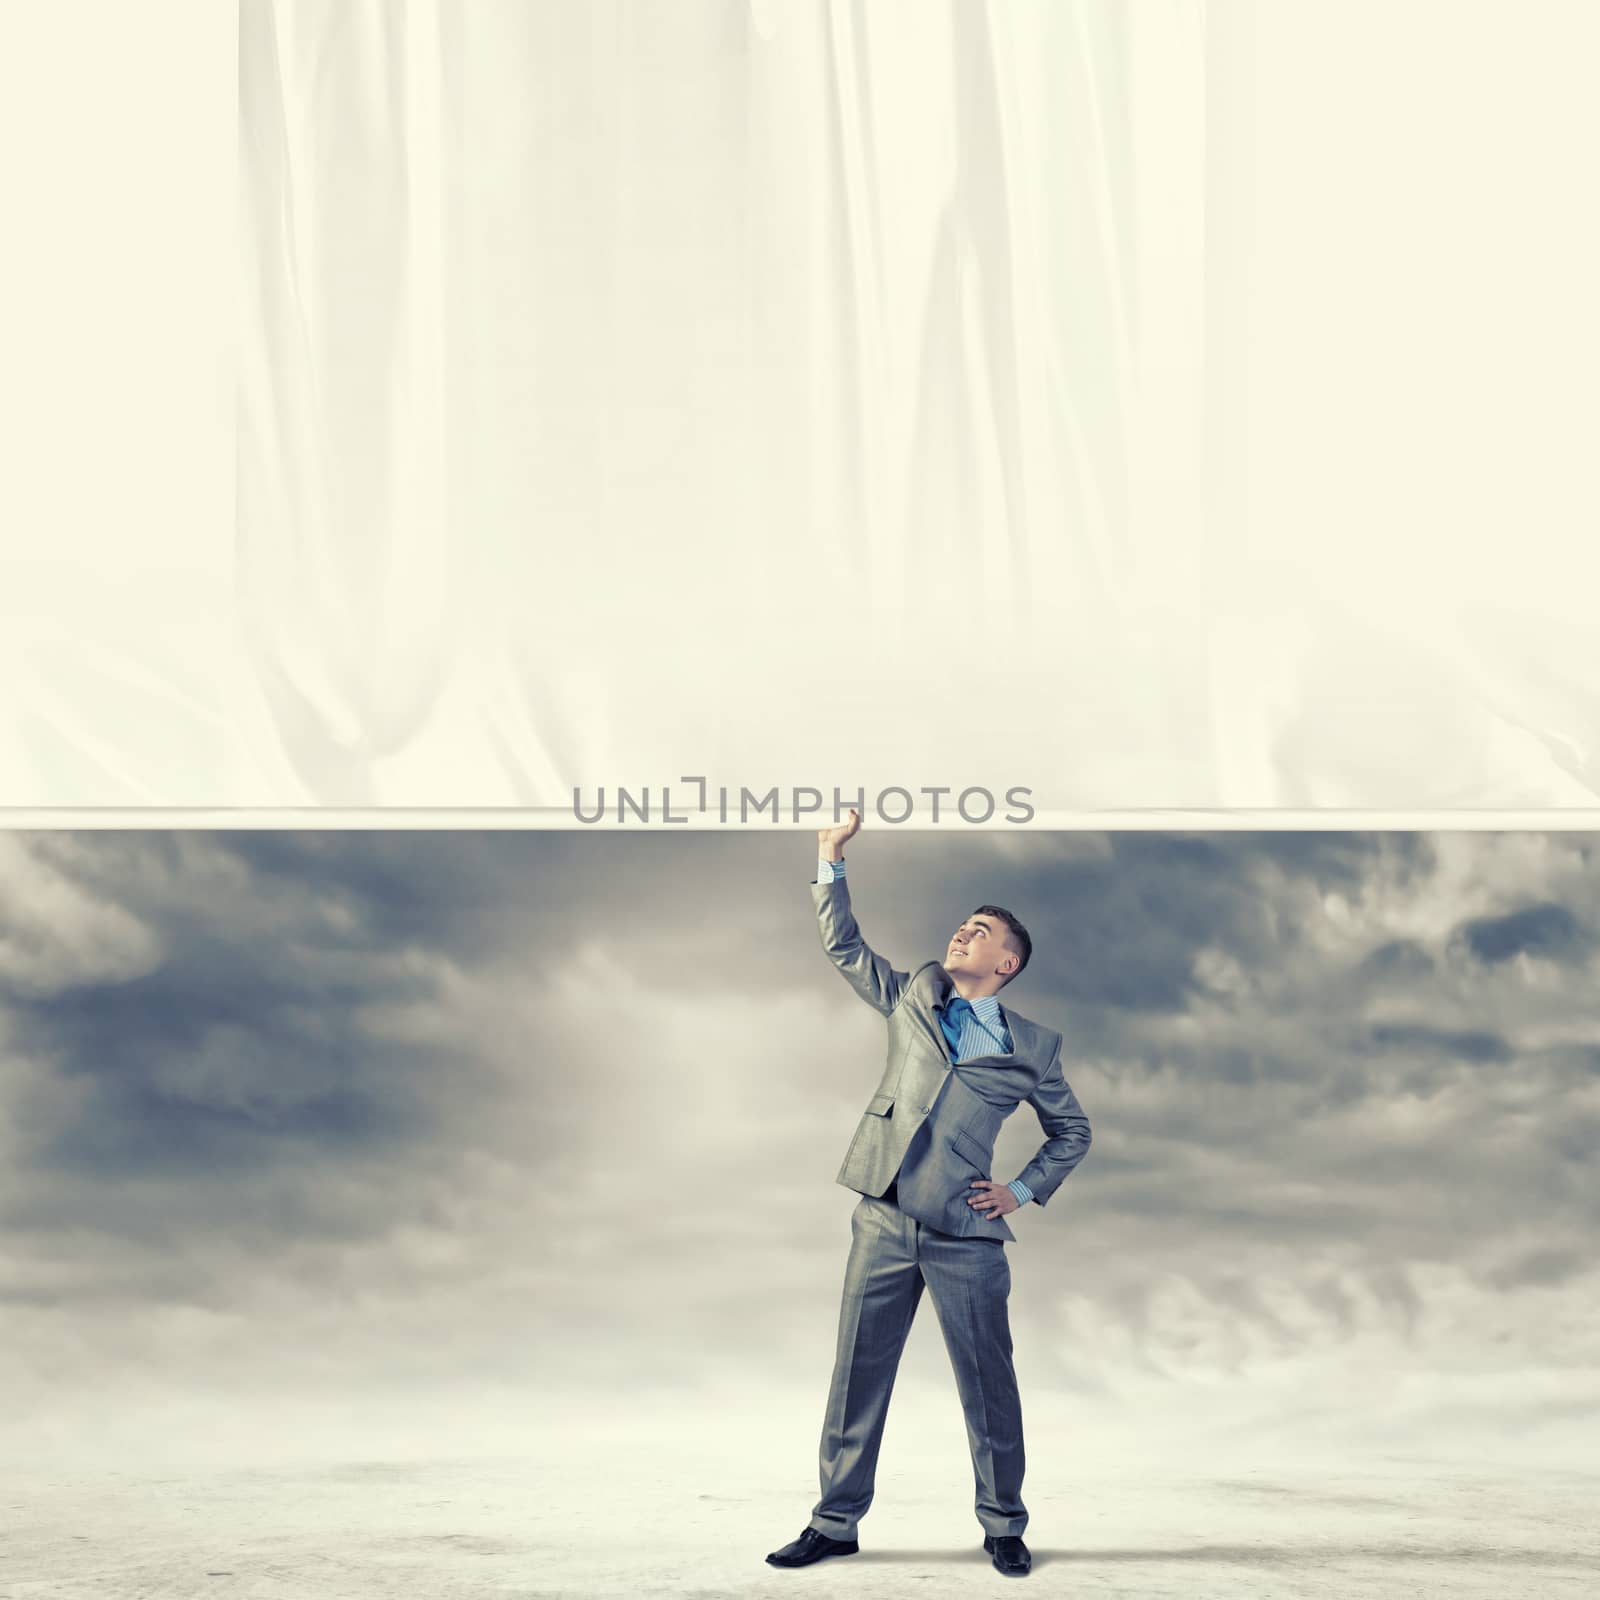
[938,992,1013,1061]
[818,857,1034,1207]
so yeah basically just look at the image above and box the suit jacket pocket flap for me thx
[952,1128,991,1168]
[865,1093,894,1116]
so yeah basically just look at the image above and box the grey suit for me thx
[806,877,1092,1542]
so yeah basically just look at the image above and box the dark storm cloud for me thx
[219,828,815,992]
[176,828,1402,1031]
[5,842,474,1181]
[1248,829,1436,892]
[862,830,1391,1014]
[1453,901,1589,966]
[1362,1023,1512,1064]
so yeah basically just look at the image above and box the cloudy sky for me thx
[1,828,1596,1470]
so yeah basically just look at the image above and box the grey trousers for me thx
[808,1191,1027,1541]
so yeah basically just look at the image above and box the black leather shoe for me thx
[984,1533,1032,1576]
[766,1527,860,1568]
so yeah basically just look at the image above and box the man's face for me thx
[945,912,1017,985]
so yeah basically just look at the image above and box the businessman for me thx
[766,809,1093,1579]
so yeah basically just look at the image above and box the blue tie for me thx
[941,996,972,1055]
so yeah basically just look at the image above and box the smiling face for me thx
[945,912,1020,992]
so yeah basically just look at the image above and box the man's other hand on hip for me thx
[967,1180,1020,1220]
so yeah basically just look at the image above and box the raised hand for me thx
[817,807,862,861]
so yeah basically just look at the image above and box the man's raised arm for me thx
[811,808,912,1016]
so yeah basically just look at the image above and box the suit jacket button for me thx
[919,1104,930,1113]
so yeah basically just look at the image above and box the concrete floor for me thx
[5,1415,1596,1600]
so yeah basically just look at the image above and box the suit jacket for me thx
[813,876,1092,1243]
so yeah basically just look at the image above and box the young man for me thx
[766,809,1094,1579]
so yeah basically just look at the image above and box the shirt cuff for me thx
[1006,1178,1034,1206]
[817,857,847,882]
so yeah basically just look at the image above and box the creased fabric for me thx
[231,0,1209,809]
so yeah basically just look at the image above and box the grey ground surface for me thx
[5,1410,1596,1600]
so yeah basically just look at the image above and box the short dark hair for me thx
[971,904,1031,986]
